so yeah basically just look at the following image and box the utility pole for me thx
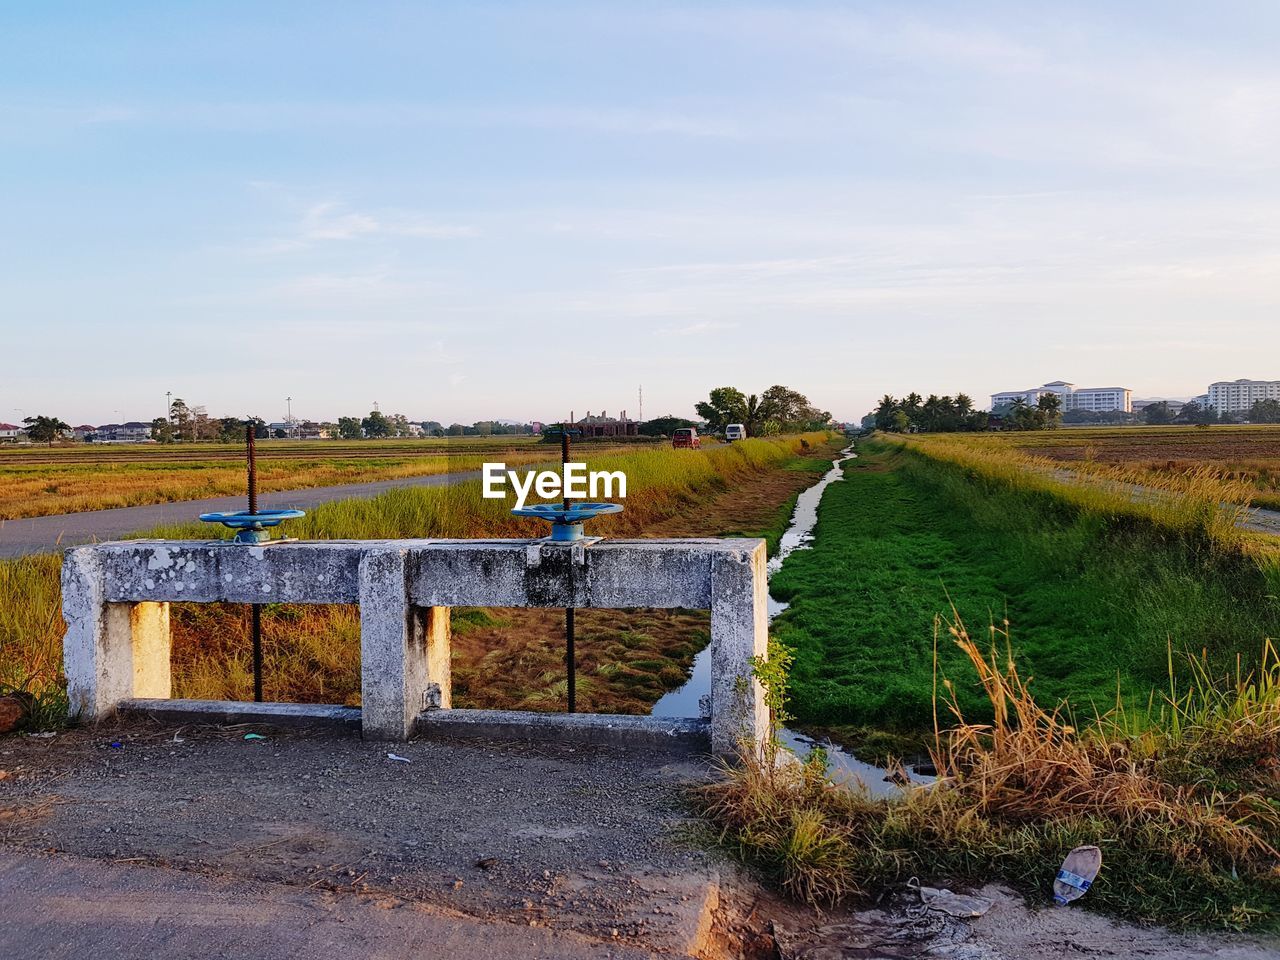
[638,384,643,423]
[165,391,171,421]
[286,396,293,438]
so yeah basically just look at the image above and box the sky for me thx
[2,2,1279,427]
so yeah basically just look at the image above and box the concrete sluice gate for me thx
[61,538,770,757]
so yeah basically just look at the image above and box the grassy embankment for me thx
[704,432,1280,929]
[0,433,836,717]
[0,436,580,520]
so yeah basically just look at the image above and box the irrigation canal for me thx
[651,446,938,797]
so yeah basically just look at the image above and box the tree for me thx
[338,417,363,439]
[1035,393,1063,429]
[1176,401,1217,425]
[151,417,175,443]
[22,415,70,446]
[360,412,393,438]
[1143,402,1175,426]
[1248,399,1280,423]
[216,417,246,443]
[873,395,898,431]
[169,398,194,442]
[640,415,696,436]
[695,387,748,433]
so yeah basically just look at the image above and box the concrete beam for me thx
[120,698,361,730]
[417,708,710,750]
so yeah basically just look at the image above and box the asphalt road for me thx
[0,470,479,558]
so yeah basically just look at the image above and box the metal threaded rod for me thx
[562,422,575,713]
[247,423,263,702]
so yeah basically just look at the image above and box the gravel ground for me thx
[3,721,1278,959]
[0,719,724,952]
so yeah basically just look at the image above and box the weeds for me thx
[700,610,1280,929]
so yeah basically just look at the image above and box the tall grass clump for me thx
[699,610,1280,929]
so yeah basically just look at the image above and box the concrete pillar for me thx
[359,548,451,740]
[62,547,171,721]
[708,543,770,758]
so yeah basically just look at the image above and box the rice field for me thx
[0,435,625,520]
[1003,423,1280,511]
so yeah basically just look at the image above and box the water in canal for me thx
[651,445,935,797]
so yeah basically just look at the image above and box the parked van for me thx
[672,427,700,449]
[725,423,746,442]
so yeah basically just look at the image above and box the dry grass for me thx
[881,432,1265,551]
[699,608,1280,928]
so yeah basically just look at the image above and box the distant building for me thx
[96,421,153,442]
[296,421,331,440]
[0,423,23,443]
[990,381,1132,414]
[71,424,97,440]
[1207,379,1280,415]
[575,409,640,438]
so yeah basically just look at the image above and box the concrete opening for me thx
[169,602,361,706]
[450,607,710,715]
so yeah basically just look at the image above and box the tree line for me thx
[868,391,1066,433]
[694,385,831,435]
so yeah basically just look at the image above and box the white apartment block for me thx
[1207,379,1280,415]
[990,381,1132,414]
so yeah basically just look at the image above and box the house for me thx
[72,424,97,441]
[96,421,153,442]
[296,421,331,440]
[0,423,23,443]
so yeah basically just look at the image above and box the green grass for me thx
[772,441,1280,730]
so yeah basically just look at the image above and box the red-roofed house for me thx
[0,423,23,443]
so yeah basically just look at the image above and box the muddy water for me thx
[651,445,935,797]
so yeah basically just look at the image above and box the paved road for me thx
[0,471,479,558]
[0,851,655,960]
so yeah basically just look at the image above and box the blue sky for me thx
[2,2,1279,426]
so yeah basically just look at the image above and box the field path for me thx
[0,470,478,558]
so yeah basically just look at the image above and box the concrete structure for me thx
[1207,379,1280,415]
[61,537,769,757]
[575,410,640,438]
[991,381,1132,413]
[0,423,22,443]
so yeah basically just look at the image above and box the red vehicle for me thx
[672,427,700,449]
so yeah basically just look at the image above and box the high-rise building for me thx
[990,381,1132,413]
[1207,379,1280,414]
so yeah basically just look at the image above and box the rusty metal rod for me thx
[562,422,575,713]
[247,422,263,702]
